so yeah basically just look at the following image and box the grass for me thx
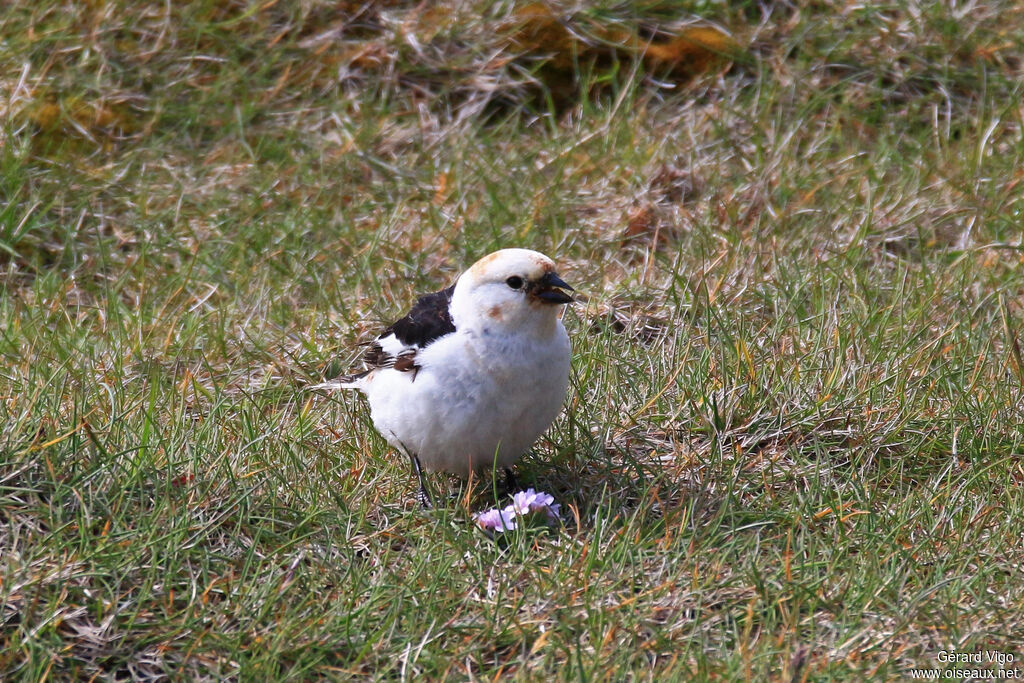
[2,0,1023,679]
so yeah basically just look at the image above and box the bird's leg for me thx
[503,467,521,494]
[410,454,433,510]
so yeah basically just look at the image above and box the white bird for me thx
[323,248,574,507]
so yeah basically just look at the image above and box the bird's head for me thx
[450,248,574,335]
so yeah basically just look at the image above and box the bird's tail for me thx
[308,370,369,391]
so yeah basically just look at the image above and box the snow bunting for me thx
[325,249,574,507]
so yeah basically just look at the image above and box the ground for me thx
[1,1,1023,679]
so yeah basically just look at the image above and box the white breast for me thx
[361,323,571,477]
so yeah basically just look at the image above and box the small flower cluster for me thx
[474,488,561,533]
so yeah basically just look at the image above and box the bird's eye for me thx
[506,276,524,290]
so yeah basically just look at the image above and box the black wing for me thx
[360,284,456,374]
[386,284,457,347]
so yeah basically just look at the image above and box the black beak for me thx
[533,272,574,304]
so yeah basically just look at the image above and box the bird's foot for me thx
[503,467,522,495]
[417,482,434,510]
[411,455,433,510]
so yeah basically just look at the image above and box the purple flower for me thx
[475,489,561,534]
[474,507,518,532]
[509,488,554,515]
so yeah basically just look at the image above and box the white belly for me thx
[362,326,570,477]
